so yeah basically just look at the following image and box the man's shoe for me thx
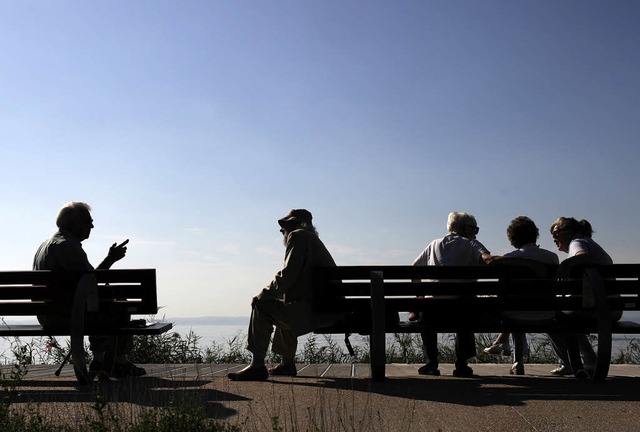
[510,363,525,375]
[550,365,573,376]
[483,343,511,356]
[269,363,297,376]
[228,367,269,381]
[113,361,146,378]
[452,365,474,378]
[417,363,441,376]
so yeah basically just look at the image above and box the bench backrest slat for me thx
[0,269,158,316]
[313,264,640,313]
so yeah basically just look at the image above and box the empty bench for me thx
[312,264,640,382]
[0,269,172,384]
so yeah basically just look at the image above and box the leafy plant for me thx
[203,332,250,364]
[612,337,640,364]
[130,329,203,364]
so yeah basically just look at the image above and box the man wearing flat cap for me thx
[228,209,338,381]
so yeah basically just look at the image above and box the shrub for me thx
[130,330,203,364]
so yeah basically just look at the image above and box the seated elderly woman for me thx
[547,217,620,379]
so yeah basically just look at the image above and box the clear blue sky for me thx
[1,1,639,318]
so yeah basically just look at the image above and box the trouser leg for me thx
[455,331,476,366]
[86,312,132,360]
[512,333,526,364]
[547,333,570,365]
[494,332,510,345]
[88,335,133,357]
[246,303,275,359]
[272,328,298,362]
[420,329,439,365]
[89,335,107,353]
[246,299,293,360]
[578,334,597,367]
[566,334,584,372]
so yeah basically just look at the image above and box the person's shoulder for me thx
[539,247,558,256]
[424,235,448,251]
[287,228,317,244]
[439,233,459,244]
[571,236,590,246]
[41,231,70,248]
[45,231,85,257]
[538,248,560,264]
[429,236,445,245]
[51,229,82,244]
[503,249,521,258]
[469,238,490,254]
[568,237,590,254]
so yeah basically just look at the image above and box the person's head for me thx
[550,217,593,253]
[56,202,94,241]
[507,216,539,248]
[447,212,479,240]
[278,209,318,242]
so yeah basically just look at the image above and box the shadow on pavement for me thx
[6,377,245,419]
[268,375,640,407]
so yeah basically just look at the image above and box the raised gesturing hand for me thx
[108,239,129,263]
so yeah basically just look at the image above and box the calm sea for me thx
[2,312,640,363]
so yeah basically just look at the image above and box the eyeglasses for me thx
[551,228,566,238]
[467,225,479,234]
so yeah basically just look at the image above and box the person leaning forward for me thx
[33,201,146,378]
[228,209,338,381]
[547,217,618,379]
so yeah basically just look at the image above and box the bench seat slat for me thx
[0,322,173,337]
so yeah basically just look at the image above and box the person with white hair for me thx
[411,211,491,378]
[33,201,145,377]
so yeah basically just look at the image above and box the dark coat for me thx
[256,228,336,335]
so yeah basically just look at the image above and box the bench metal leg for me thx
[370,270,386,382]
[54,351,72,377]
[584,268,612,381]
[103,335,119,375]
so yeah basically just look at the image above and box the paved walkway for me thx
[3,363,640,431]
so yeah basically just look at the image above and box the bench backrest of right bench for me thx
[312,264,640,318]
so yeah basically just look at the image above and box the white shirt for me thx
[413,233,489,267]
[569,237,613,264]
[502,243,559,321]
[504,243,559,265]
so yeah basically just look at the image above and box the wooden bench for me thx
[0,269,172,384]
[312,264,640,382]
